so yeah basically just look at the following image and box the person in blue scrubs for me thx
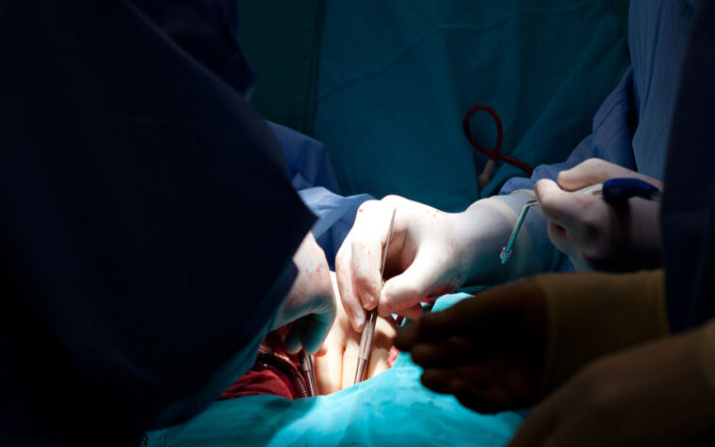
[0,0,345,445]
[336,0,700,333]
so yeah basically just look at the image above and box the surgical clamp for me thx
[299,350,318,397]
[354,208,397,385]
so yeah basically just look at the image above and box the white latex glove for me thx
[535,158,663,272]
[273,233,337,355]
[314,273,396,394]
[335,195,514,332]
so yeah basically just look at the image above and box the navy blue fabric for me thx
[299,187,373,269]
[0,0,314,444]
[662,0,715,332]
[269,122,342,194]
[133,0,254,96]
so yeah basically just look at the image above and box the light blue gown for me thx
[269,122,373,269]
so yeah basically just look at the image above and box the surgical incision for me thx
[219,277,398,400]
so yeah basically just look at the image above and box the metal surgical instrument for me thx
[501,183,603,264]
[500,183,602,264]
[499,199,540,265]
[499,178,661,265]
[354,208,397,385]
[299,350,318,397]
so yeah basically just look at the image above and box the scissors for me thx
[354,208,397,385]
[500,177,661,264]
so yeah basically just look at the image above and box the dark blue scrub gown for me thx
[0,0,314,445]
[662,0,715,333]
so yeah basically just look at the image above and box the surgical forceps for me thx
[500,178,661,264]
[354,208,397,385]
[299,351,318,396]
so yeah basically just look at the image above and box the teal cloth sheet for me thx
[315,0,630,211]
[238,0,325,135]
[146,294,525,447]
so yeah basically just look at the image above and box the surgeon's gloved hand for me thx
[273,233,337,355]
[336,195,494,332]
[314,273,397,394]
[394,279,549,413]
[508,329,715,447]
[395,270,668,414]
[535,158,663,272]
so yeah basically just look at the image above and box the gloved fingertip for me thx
[303,345,319,356]
[392,334,407,351]
[420,370,450,394]
[368,294,379,310]
[359,290,378,311]
[302,324,332,356]
[393,323,418,351]
[401,304,424,321]
[534,178,557,196]
[300,337,318,356]
[284,339,301,355]
[352,312,365,333]
[556,168,572,182]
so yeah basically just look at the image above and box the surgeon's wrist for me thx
[456,195,532,284]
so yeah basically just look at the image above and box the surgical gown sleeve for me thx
[268,122,373,267]
[0,0,315,442]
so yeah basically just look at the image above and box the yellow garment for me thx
[534,270,669,392]
[698,321,715,400]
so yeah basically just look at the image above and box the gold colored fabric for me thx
[698,320,715,400]
[535,270,669,391]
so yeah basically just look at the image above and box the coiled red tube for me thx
[463,105,534,176]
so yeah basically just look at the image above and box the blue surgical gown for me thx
[0,0,316,444]
[498,0,699,275]
[269,122,373,268]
